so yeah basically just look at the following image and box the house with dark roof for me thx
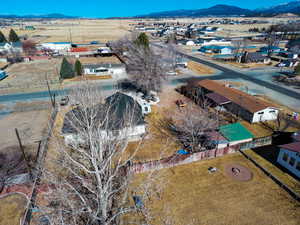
[181,79,279,123]
[62,92,146,146]
[241,52,271,64]
[277,141,300,178]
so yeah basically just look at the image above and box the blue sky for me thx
[0,0,295,17]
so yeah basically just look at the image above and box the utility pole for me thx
[15,128,32,180]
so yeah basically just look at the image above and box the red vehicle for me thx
[176,99,186,108]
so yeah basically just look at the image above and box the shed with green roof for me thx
[219,123,254,144]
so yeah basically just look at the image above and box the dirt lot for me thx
[0,59,61,94]
[128,153,300,225]
[0,110,50,154]
[0,193,28,225]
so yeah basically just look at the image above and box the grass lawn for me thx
[125,108,181,162]
[245,148,300,195]
[0,193,28,225]
[127,153,300,225]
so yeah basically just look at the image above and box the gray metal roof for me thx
[83,63,125,69]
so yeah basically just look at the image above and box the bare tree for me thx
[111,34,177,95]
[160,104,218,153]
[22,40,37,56]
[265,32,281,57]
[40,83,165,225]
[232,39,248,63]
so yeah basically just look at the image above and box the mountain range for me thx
[137,1,300,18]
[0,1,299,19]
[0,13,77,19]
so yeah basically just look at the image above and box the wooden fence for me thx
[130,145,240,174]
[21,107,58,225]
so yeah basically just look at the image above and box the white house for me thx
[277,142,300,178]
[196,79,279,124]
[201,40,232,46]
[83,64,126,76]
[220,47,233,55]
[62,92,146,146]
[186,41,195,46]
[251,107,279,123]
[0,42,23,53]
[40,42,72,52]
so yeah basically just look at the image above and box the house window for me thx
[289,157,296,167]
[282,153,289,162]
[258,112,264,115]
[296,162,300,171]
[269,110,276,113]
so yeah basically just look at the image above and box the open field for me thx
[2,19,133,44]
[0,59,61,94]
[0,193,28,225]
[127,153,300,225]
[187,61,215,75]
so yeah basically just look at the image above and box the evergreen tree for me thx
[9,29,20,42]
[295,63,300,75]
[74,59,83,76]
[134,32,149,48]
[60,58,75,79]
[0,31,7,43]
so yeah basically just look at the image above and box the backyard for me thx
[126,153,300,225]
[0,193,28,225]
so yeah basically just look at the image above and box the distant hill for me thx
[0,13,78,19]
[137,1,300,18]
[255,1,300,14]
[138,5,252,18]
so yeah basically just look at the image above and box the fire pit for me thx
[224,163,252,182]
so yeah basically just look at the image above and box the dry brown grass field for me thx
[187,61,215,75]
[0,59,61,94]
[2,19,134,43]
[0,193,28,225]
[126,153,300,225]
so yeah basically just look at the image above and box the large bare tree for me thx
[159,104,219,153]
[232,39,248,63]
[111,33,177,95]
[40,83,165,225]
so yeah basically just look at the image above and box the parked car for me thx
[60,96,69,106]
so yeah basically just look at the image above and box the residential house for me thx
[0,42,23,53]
[277,142,300,178]
[25,26,36,30]
[62,92,146,146]
[40,42,72,52]
[279,51,298,59]
[199,45,233,55]
[182,79,279,123]
[241,52,271,64]
[83,63,126,76]
[260,46,281,54]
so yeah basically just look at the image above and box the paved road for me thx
[0,83,116,103]
[178,52,300,100]
[1,45,300,106]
